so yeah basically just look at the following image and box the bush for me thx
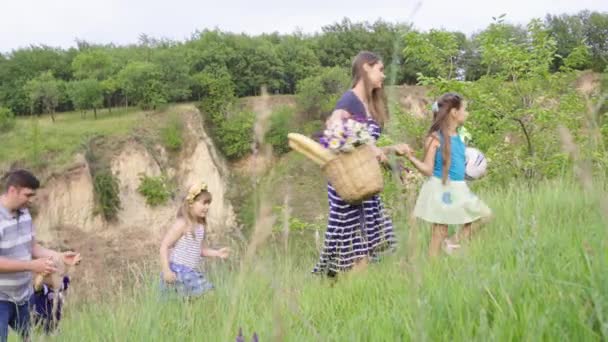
[215,109,255,159]
[301,120,325,137]
[196,67,236,123]
[265,106,295,155]
[196,67,252,160]
[0,107,16,132]
[93,170,121,220]
[296,67,350,120]
[162,115,183,151]
[137,174,172,206]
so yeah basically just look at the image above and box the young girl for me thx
[159,182,230,297]
[406,93,491,257]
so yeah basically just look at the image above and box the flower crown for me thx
[186,182,208,204]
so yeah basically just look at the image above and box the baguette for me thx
[287,133,335,166]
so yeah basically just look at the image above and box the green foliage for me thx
[71,50,113,81]
[386,100,431,148]
[301,120,324,137]
[418,70,603,185]
[276,36,320,93]
[116,62,167,110]
[194,66,235,119]
[93,170,121,220]
[315,18,408,73]
[412,15,607,185]
[215,109,255,159]
[265,105,295,155]
[547,10,608,72]
[296,67,350,119]
[272,214,320,233]
[562,45,592,70]
[30,179,608,341]
[0,106,15,132]
[151,48,192,102]
[24,71,63,119]
[0,46,74,115]
[478,18,557,80]
[0,13,605,117]
[161,114,183,151]
[403,29,461,79]
[137,174,172,206]
[67,79,104,116]
[29,118,41,167]
[0,107,142,171]
[195,66,253,159]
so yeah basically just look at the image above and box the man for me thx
[0,169,76,342]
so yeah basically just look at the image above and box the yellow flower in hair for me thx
[186,182,208,204]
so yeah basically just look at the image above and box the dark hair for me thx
[427,93,464,184]
[2,169,40,193]
[351,51,389,127]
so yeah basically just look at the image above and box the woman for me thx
[313,51,408,277]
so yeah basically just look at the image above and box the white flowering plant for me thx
[319,118,373,153]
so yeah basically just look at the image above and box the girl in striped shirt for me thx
[159,182,230,298]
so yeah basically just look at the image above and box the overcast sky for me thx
[1,0,607,53]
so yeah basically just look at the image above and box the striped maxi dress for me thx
[313,90,396,276]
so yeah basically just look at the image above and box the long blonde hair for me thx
[177,183,212,237]
[351,51,389,127]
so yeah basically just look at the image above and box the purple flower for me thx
[236,328,259,342]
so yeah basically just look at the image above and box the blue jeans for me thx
[0,300,31,342]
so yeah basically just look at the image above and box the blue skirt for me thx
[160,263,214,298]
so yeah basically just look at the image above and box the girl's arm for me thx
[381,144,412,156]
[159,220,185,275]
[201,244,230,259]
[407,136,439,176]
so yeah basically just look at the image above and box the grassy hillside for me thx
[22,177,607,341]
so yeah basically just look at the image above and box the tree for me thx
[224,35,285,96]
[276,35,321,93]
[562,45,592,70]
[580,11,608,71]
[0,106,16,132]
[116,62,167,110]
[545,13,586,71]
[296,67,350,120]
[71,49,113,80]
[100,77,119,112]
[151,48,192,102]
[24,71,62,122]
[67,79,104,118]
[314,18,409,77]
[193,66,235,120]
[403,29,461,79]
[0,45,74,115]
[477,18,555,81]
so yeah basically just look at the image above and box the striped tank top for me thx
[170,225,204,270]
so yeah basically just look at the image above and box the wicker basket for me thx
[322,144,384,204]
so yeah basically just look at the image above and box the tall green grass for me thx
[25,178,607,341]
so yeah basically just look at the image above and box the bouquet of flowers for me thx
[319,118,372,153]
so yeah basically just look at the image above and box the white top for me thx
[170,225,204,270]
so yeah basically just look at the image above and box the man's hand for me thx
[29,257,57,275]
